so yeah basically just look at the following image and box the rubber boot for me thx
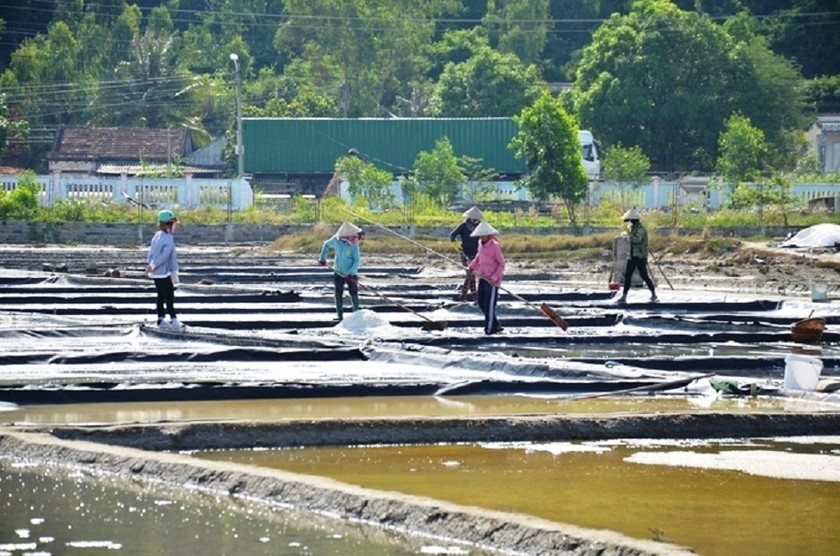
[351,293,361,311]
[334,296,344,321]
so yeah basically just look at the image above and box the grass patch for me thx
[266,230,742,261]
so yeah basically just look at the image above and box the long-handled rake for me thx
[343,208,569,331]
[356,279,448,331]
[336,271,448,331]
[648,250,674,290]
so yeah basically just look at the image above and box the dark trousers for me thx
[477,279,501,334]
[154,277,176,320]
[622,257,656,294]
[333,273,359,298]
[459,253,477,298]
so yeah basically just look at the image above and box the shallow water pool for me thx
[0,464,471,556]
[196,436,840,556]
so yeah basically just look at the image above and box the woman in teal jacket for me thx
[318,222,362,320]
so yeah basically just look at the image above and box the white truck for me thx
[579,130,601,181]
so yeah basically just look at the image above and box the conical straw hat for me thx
[470,221,499,237]
[336,221,362,237]
[622,208,642,221]
[463,206,484,220]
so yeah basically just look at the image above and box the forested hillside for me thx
[0,0,838,175]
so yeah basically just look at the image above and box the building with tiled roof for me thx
[47,126,224,177]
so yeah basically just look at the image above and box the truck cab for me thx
[579,130,601,181]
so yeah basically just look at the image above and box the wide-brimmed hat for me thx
[463,206,484,221]
[157,209,177,223]
[336,221,362,237]
[470,221,499,237]
[622,208,642,221]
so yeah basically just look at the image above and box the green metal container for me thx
[242,118,527,176]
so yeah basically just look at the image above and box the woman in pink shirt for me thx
[468,221,505,335]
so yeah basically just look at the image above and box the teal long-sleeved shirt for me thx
[319,236,360,276]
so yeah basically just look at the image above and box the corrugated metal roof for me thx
[243,118,527,175]
[96,164,218,175]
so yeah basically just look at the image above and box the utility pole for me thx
[229,53,244,177]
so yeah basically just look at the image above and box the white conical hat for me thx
[463,206,484,220]
[470,221,499,237]
[622,208,642,221]
[336,221,362,237]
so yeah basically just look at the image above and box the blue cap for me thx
[157,209,177,223]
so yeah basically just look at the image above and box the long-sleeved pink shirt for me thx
[468,237,505,285]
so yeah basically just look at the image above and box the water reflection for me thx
[0,465,434,555]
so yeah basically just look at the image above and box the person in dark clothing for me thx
[449,206,484,302]
[616,208,658,304]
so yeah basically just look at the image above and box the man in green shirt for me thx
[616,208,658,304]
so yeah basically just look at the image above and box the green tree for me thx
[716,113,768,185]
[722,12,808,169]
[412,137,465,207]
[275,0,458,117]
[509,91,588,225]
[567,0,806,173]
[246,62,339,118]
[431,45,546,117]
[460,155,498,203]
[602,143,650,209]
[803,75,840,114]
[0,94,28,154]
[716,113,794,225]
[541,0,604,82]
[3,21,97,128]
[110,24,188,128]
[762,0,840,78]
[483,0,550,66]
[335,155,395,209]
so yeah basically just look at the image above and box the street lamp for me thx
[229,53,244,178]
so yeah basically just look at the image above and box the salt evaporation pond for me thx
[195,436,840,556]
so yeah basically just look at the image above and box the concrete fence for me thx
[2,174,839,214]
[0,174,253,211]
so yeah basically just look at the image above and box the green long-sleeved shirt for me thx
[628,222,649,259]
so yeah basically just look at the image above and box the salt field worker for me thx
[616,208,658,304]
[449,206,483,302]
[468,221,505,335]
[146,209,181,328]
[318,221,362,321]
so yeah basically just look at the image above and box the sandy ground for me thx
[508,239,840,297]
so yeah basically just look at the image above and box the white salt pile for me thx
[334,309,397,336]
